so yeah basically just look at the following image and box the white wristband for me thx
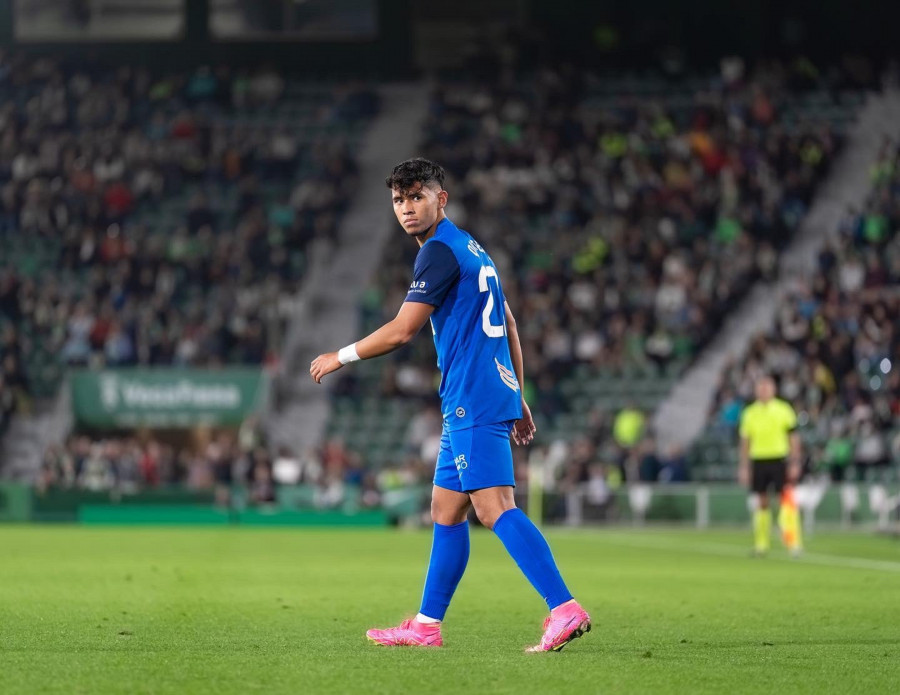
[337,343,360,365]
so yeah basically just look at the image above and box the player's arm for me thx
[785,403,801,483]
[738,436,750,487]
[788,431,802,483]
[309,301,434,384]
[738,408,751,487]
[505,301,536,446]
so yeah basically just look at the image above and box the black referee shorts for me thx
[751,458,787,495]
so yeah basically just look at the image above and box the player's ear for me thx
[438,189,448,208]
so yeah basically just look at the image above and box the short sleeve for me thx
[783,402,798,431]
[738,407,751,439]
[405,240,460,308]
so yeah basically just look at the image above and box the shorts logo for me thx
[455,407,466,418]
[454,454,468,470]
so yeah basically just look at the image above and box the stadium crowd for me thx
[356,60,842,407]
[36,422,429,510]
[0,53,374,424]
[708,138,900,481]
[9,49,878,497]
[0,322,24,438]
[331,56,851,496]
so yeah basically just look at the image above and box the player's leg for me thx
[753,492,772,554]
[417,485,471,623]
[366,430,469,647]
[470,485,573,609]
[470,485,590,651]
[751,462,772,555]
[459,422,590,652]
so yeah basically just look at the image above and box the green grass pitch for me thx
[1,525,898,694]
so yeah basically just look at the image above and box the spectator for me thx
[248,449,276,504]
[0,53,374,413]
[659,445,690,483]
[636,438,662,482]
[613,404,646,451]
[340,54,846,482]
[706,139,900,482]
[822,422,854,482]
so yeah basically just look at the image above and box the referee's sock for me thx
[493,508,573,611]
[418,520,470,622]
[753,508,772,552]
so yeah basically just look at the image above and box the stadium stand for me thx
[699,138,900,483]
[0,53,375,433]
[4,54,876,498]
[36,425,276,500]
[326,60,862,487]
[0,53,379,488]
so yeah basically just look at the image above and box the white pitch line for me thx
[597,533,900,574]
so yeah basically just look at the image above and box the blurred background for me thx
[0,0,899,532]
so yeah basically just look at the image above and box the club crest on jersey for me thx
[455,407,466,418]
[467,239,485,257]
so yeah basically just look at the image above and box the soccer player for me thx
[738,376,803,556]
[310,158,590,652]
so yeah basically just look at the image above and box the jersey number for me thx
[478,265,505,338]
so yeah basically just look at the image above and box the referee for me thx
[738,376,801,555]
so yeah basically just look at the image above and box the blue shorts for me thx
[433,421,516,493]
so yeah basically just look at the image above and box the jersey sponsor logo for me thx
[408,280,428,294]
[495,358,520,391]
[467,239,485,257]
[454,453,468,470]
[455,407,466,418]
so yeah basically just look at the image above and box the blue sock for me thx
[492,508,573,610]
[419,520,470,621]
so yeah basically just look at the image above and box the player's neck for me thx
[416,212,447,247]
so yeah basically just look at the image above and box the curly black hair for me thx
[385,157,445,193]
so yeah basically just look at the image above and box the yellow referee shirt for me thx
[739,398,797,460]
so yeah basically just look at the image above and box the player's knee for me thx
[473,502,511,530]
[431,498,467,526]
[474,506,498,529]
[430,499,447,524]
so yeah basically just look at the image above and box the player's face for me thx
[391,182,447,238]
[756,378,775,402]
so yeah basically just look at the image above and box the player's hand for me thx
[309,352,342,384]
[512,401,537,446]
[737,464,750,487]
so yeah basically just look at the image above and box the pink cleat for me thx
[525,600,591,653]
[366,619,443,647]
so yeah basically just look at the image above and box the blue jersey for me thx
[405,218,522,431]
